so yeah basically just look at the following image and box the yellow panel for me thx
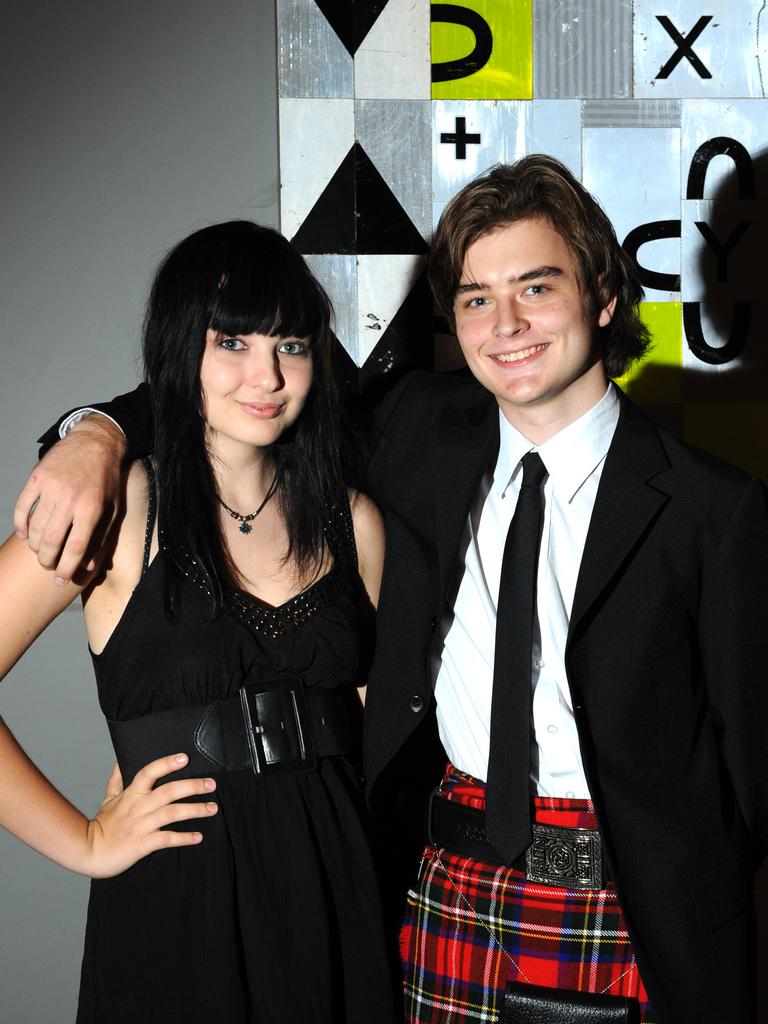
[615,302,682,405]
[431,0,533,100]
[683,403,768,482]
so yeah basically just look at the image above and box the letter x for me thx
[656,15,713,79]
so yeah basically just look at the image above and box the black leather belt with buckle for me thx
[108,678,353,785]
[428,791,608,890]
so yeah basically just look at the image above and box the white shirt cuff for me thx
[58,408,126,439]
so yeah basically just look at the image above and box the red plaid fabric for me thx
[401,765,655,1023]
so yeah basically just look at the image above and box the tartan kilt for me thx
[400,766,655,1023]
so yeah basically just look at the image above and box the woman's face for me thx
[199,329,314,455]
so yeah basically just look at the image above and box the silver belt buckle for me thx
[525,822,604,889]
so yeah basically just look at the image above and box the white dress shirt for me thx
[59,408,124,438]
[433,384,620,797]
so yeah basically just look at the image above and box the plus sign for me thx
[440,116,481,160]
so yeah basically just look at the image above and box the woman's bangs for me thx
[208,251,327,343]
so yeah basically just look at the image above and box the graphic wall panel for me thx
[278,0,768,477]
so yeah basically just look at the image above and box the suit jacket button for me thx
[429,616,437,633]
[409,695,425,713]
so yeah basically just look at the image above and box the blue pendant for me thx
[239,522,253,535]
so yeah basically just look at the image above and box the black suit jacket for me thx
[363,370,768,1024]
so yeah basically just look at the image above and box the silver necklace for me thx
[218,472,278,534]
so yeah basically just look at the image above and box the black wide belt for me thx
[428,791,609,890]
[108,678,353,785]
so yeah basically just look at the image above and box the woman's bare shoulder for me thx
[89,459,152,594]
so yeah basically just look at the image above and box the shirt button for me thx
[547,724,558,734]
[566,791,576,799]
[533,657,544,670]
[409,695,425,713]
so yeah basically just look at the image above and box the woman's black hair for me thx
[142,220,346,614]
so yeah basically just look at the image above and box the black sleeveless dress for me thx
[78,472,396,1023]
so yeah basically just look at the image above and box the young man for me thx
[17,157,768,1022]
[361,157,768,1023]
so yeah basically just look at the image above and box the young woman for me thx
[0,222,394,1022]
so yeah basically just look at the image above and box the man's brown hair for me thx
[429,155,650,378]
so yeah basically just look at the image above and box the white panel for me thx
[277,0,353,98]
[278,98,354,240]
[634,0,767,98]
[682,199,766,300]
[304,254,358,361]
[356,100,431,239]
[357,255,425,366]
[354,0,430,100]
[530,100,582,180]
[682,99,768,198]
[433,102,531,225]
[583,126,681,301]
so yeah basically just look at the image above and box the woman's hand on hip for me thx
[84,753,218,878]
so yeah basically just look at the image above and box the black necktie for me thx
[486,451,548,863]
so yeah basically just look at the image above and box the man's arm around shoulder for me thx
[14,384,153,584]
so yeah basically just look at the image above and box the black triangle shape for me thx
[356,143,429,255]
[329,329,360,399]
[315,0,389,57]
[359,269,434,401]
[292,147,357,254]
[292,142,428,256]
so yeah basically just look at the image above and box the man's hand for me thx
[13,415,127,585]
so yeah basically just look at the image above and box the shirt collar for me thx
[494,383,620,502]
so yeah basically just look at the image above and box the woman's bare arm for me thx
[0,724,214,877]
[0,526,217,877]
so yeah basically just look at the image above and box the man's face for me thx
[453,217,615,438]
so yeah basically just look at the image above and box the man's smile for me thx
[494,344,548,364]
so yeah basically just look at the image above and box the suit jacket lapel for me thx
[433,387,499,602]
[569,395,672,643]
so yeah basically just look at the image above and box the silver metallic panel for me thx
[277,0,353,99]
[582,99,681,128]
[355,100,431,240]
[533,0,633,99]
[304,254,358,362]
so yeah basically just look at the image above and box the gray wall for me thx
[0,2,278,1018]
